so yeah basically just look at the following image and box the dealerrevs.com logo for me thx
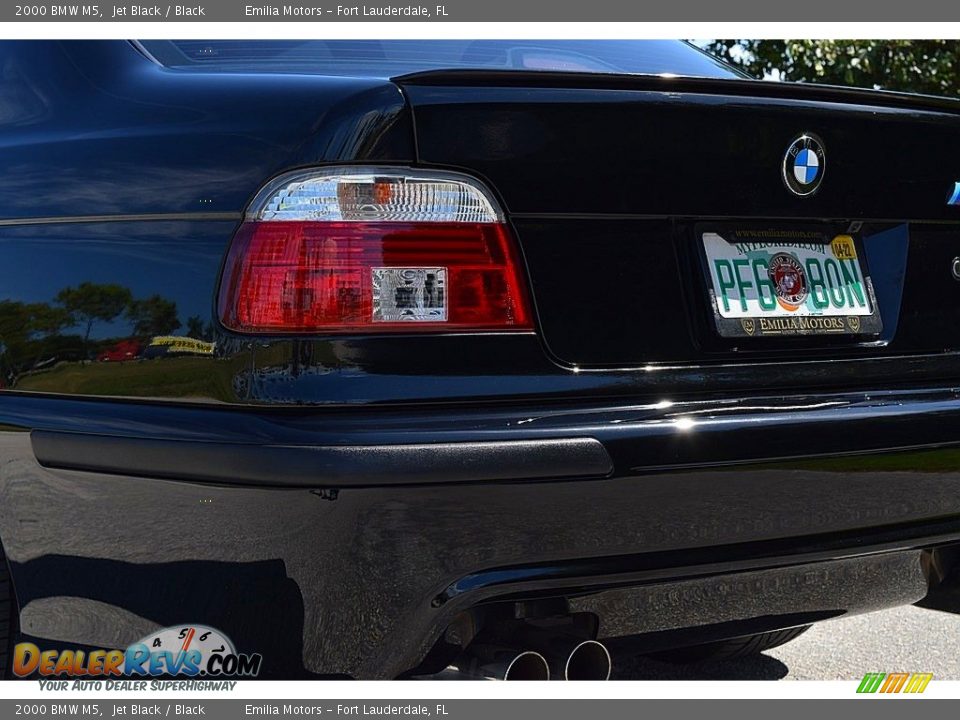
[13,625,263,679]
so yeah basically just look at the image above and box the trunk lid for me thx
[400,72,960,366]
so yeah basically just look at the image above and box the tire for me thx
[654,625,811,663]
[0,540,15,678]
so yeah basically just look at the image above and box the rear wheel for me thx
[654,626,811,663]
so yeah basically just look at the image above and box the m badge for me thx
[948,182,960,206]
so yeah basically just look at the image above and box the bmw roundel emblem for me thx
[782,133,826,196]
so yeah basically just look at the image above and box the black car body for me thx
[2,39,960,679]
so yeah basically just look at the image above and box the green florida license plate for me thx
[701,227,883,338]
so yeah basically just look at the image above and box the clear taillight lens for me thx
[218,168,533,334]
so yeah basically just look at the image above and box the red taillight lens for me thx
[218,220,532,333]
[219,167,534,334]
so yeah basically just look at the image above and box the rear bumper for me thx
[17,385,960,482]
[3,387,960,677]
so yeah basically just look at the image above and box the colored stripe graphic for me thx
[857,672,932,694]
[881,672,909,693]
[857,673,886,693]
[904,674,933,694]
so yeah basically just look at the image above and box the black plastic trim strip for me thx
[30,431,613,488]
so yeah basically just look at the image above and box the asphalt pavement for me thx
[613,604,960,680]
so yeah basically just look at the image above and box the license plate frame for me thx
[697,224,883,340]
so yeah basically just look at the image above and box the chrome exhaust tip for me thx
[564,640,611,681]
[454,645,550,681]
[502,650,551,681]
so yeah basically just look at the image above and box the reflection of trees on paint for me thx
[186,315,205,339]
[185,315,215,342]
[127,295,181,337]
[0,281,197,385]
[56,282,133,345]
[30,303,72,338]
[0,300,77,369]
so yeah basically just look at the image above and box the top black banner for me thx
[3,0,960,21]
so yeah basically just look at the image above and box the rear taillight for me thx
[218,167,533,334]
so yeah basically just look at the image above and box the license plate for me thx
[701,227,883,338]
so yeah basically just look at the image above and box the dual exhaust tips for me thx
[453,638,611,681]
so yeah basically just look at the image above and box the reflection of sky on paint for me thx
[0,221,231,340]
[862,224,909,340]
[0,161,264,217]
[448,566,561,596]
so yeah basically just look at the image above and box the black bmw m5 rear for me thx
[2,39,960,680]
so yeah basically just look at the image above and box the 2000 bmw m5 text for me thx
[1,39,960,680]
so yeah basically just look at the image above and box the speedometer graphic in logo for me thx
[139,625,235,659]
[126,624,257,676]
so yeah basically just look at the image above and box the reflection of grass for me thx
[14,356,244,402]
[748,449,960,474]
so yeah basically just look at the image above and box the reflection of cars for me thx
[96,339,143,362]
[3,40,960,680]
[140,336,216,359]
